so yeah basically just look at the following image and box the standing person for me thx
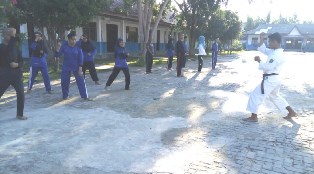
[166,37,174,70]
[175,33,185,77]
[105,38,130,90]
[183,35,189,68]
[55,31,91,100]
[0,28,27,120]
[243,32,297,122]
[27,31,52,94]
[145,42,154,74]
[197,36,206,72]
[78,34,100,85]
[211,38,219,69]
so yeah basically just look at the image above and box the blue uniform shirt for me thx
[57,42,83,71]
[212,42,218,52]
[114,47,128,68]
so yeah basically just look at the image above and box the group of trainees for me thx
[0,29,297,122]
[28,31,130,101]
[0,29,131,120]
[163,34,220,75]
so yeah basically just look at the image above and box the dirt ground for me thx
[0,51,313,174]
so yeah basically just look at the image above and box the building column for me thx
[20,24,29,58]
[122,19,126,41]
[97,17,102,54]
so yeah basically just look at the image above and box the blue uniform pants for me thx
[61,69,88,99]
[28,65,51,91]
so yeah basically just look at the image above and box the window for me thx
[126,26,138,42]
[252,37,258,45]
[83,22,97,41]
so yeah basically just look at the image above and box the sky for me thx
[169,0,314,22]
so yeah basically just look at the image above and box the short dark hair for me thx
[268,32,281,44]
[67,31,76,39]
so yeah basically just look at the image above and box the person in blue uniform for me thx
[0,28,27,120]
[211,38,219,69]
[77,34,100,85]
[105,38,130,90]
[166,37,174,70]
[55,31,91,100]
[27,31,52,94]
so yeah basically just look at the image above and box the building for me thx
[246,24,314,52]
[77,12,172,55]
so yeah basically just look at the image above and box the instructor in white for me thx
[243,32,297,122]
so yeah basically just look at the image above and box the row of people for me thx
[0,29,131,119]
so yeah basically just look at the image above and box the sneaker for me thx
[95,81,101,85]
[104,86,109,90]
[16,115,28,120]
[47,90,53,94]
[26,89,31,94]
[125,87,130,90]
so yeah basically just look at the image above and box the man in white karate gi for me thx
[243,32,297,122]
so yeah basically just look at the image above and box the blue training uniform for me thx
[28,40,52,92]
[57,42,88,99]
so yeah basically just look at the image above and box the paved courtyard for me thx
[0,51,313,174]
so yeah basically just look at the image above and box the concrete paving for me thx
[0,51,313,174]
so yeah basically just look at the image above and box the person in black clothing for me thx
[78,34,100,85]
[145,42,154,74]
[0,28,27,120]
[166,37,174,70]
[175,33,185,77]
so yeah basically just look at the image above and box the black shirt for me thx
[175,40,185,55]
[0,37,22,69]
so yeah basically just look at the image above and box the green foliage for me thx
[272,13,299,24]
[16,0,108,30]
[231,39,243,51]
[175,0,228,49]
[244,16,266,32]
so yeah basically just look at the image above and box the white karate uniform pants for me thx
[247,78,289,114]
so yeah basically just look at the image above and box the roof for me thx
[246,24,314,35]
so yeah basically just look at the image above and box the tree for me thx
[174,0,228,51]
[15,0,109,71]
[244,16,265,32]
[137,0,171,57]
[220,10,241,53]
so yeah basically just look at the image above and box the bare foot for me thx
[283,112,297,119]
[242,116,258,122]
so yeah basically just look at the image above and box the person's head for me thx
[184,36,188,41]
[67,31,77,46]
[2,28,16,43]
[82,34,88,42]
[116,38,124,48]
[168,37,173,44]
[178,33,184,41]
[268,32,281,49]
[34,31,43,41]
[215,38,219,43]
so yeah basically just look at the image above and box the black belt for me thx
[261,73,278,94]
